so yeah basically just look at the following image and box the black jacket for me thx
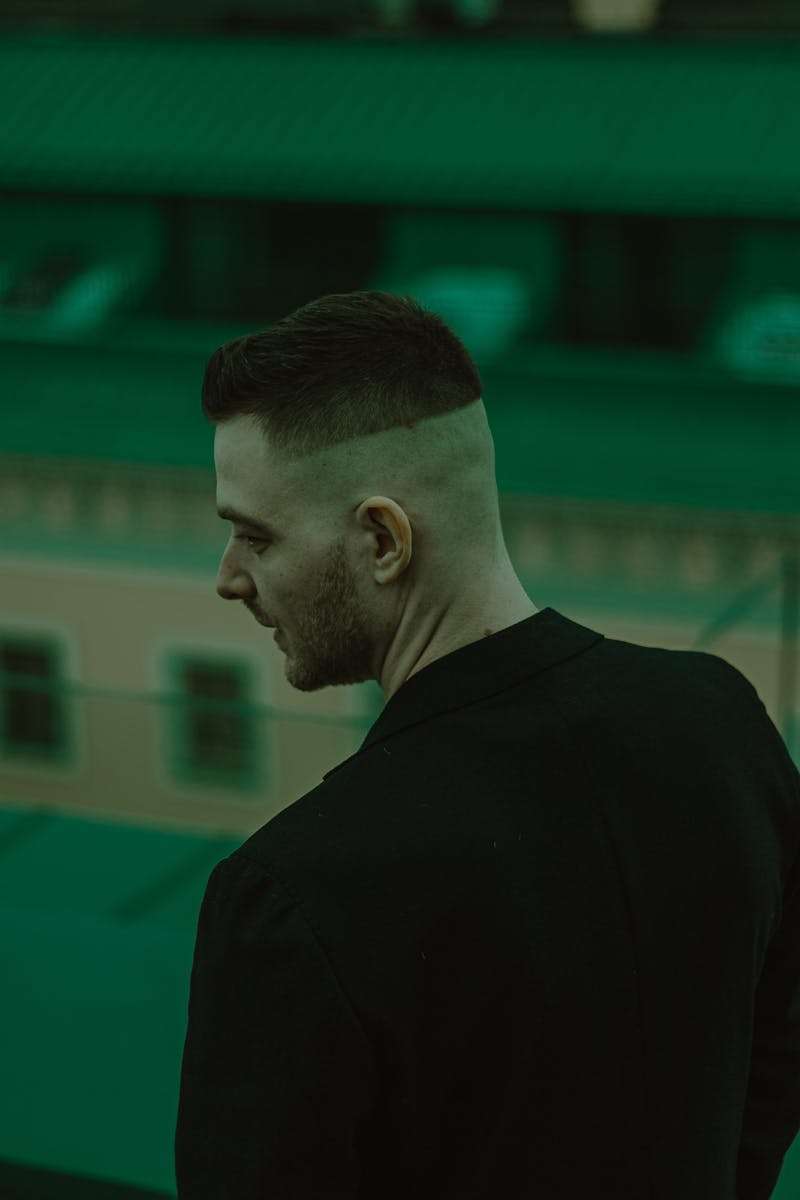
[175,606,800,1199]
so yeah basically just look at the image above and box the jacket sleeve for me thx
[174,852,377,1199]
[737,836,800,1200]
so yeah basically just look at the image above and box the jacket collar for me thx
[323,607,604,780]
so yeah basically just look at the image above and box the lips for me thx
[251,611,274,628]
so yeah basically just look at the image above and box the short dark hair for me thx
[201,290,483,459]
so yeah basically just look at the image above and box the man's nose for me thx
[216,544,253,601]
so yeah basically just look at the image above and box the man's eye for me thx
[234,534,266,550]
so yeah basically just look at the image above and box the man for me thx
[175,292,800,1198]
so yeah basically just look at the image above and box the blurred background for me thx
[1,1,799,1196]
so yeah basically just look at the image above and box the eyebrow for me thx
[216,505,277,538]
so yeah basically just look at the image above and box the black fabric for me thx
[175,606,800,1199]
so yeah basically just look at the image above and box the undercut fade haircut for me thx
[200,290,483,459]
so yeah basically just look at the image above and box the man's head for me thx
[205,291,537,701]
